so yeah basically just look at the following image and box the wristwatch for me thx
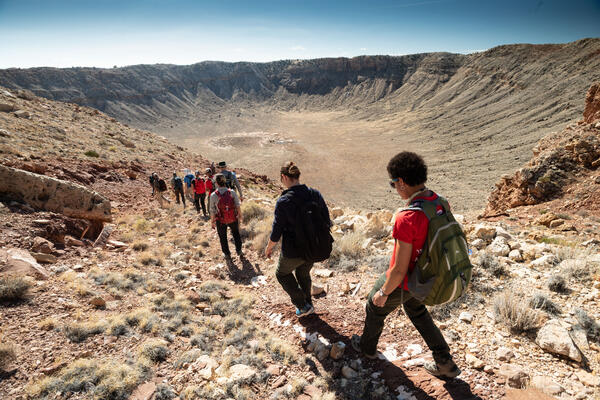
[378,288,389,297]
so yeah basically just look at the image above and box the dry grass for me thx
[0,275,31,303]
[529,293,561,315]
[332,230,367,259]
[27,357,151,400]
[241,201,269,222]
[138,339,169,363]
[63,318,107,343]
[132,240,149,251]
[547,274,568,293]
[38,317,58,331]
[494,290,544,333]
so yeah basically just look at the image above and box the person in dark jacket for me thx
[171,172,186,208]
[265,161,331,318]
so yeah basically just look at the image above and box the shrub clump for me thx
[493,290,544,333]
[154,384,177,400]
[0,343,16,369]
[478,252,506,277]
[241,201,269,222]
[547,274,568,293]
[84,150,99,158]
[64,320,106,343]
[529,293,561,315]
[0,275,31,303]
[138,339,169,363]
[27,358,150,400]
[574,308,600,342]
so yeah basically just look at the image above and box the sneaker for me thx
[350,334,378,360]
[423,359,461,379]
[295,303,314,318]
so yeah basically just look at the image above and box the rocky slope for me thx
[1,77,600,400]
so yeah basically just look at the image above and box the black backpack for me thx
[291,188,334,263]
[158,179,167,192]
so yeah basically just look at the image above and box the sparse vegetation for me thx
[478,252,506,277]
[494,290,544,333]
[132,240,149,251]
[138,339,169,363]
[241,201,269,222]
[64,319,106,343]
[154,384,177,400]
[0,275,31,303]
[84,150,99,157]
[547,274,568,293]
[27,357,151,400]
[574,308,600,342]
[0,342,16,369]
[332,230,367,259]
[529,293,561,315]
[38,317,58,331]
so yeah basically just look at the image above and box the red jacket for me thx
[193,178,206,194]
[205,178,214,193]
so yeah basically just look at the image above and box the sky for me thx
[0,0,599,68]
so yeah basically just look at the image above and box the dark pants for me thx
[276,256,314,309]
[194,193,207,215]
[216,220,242,256]
[359,273,451,362]
[174,187,185,206]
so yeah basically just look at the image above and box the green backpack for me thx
[404,194,472,306]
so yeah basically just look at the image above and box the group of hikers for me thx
[149,152,470,380]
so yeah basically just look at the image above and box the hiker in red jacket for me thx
[209,174,243,258]
[192,171,208,217]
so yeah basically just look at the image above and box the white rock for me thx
[530,376,564,396]
[508,249,523,262]
[495,226,512,240]
[496,347,515,362]
[465,353,485,369]
[228,364,256,381]
[471,238,486,250]
[331,207,344,219]
[576,370,600,387]
[459,312,473,323]
[529,254,557,269]
[314,268,333,278]
[487,236,510,257]
[498,363,529,388]
[311,283,326,296]
[535,320,582,362]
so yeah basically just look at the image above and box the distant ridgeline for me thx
[0,38,599,129]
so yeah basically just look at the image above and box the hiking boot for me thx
[295,303,314,318]
[423,359,461,379]
[350,334,378,360]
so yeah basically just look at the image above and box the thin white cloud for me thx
[360,48,367,51]
[290,45,306,51]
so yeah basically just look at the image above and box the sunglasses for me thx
[389,177,399,188]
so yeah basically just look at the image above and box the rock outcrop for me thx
[0,164,111,222]
[484,82,600,216]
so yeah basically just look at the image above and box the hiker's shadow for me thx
[297,314,482,400]
[225,255,262,285]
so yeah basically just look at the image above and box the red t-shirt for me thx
[386,194,437,290]
[193,179,206,194]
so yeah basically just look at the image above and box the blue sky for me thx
[0,0,599,68]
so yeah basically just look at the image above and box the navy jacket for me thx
[270,184,331,258]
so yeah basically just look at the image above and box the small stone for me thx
[271,375,286,388]
[32,237,54,254]
[185,289,201,304]
[311,283,325,296]
[459,312,473,323]
[266,365,280,376]
[496,347,515,362]
[314,268,333,278]
[329,342,346,360]
[303,384,323,399]
[90,297,106,308]
[130,381,156,400]
[341,365,357,379]
[530,376,564,396]
[471,238,486,250]
[498,363,529,388]
[331,207,344,218]
[14,110,30,119]
[549,219,564,228]
[508,249,523,262]
[228,364,256,381]
[576,370,600,387]
[465,353,485,369]
[483,365,494,374]
[64,236,84,247]
[31,253,57,264]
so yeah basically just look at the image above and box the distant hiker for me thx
[265,162,333,318]
[183,169,195,202]
[351,152,469,379]
[192,171,208,217]
[171,172,186,208]
[149,173,170,208]
[210,162,216,175]
[217,161,243,201]
[205,167,215,210]
[210,173,243,258]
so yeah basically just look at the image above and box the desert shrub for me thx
[106,316,129,336]
[493,290,543,333]
[529,293,561,315]
[249,217,274,251]
[38,317,58,331]
[0,343,16,369]
[241,201,269,222]
[212,295,253,316]
[138,252,161,266]
[331,230,367,260]
[152,294,192,318]
[547,274,568,293]
[478,252,506,277]
[138,339,169,363]
[0,275,31,303]
[132,241,149,251]
[64,320,106,343]
[265,337,297,364]
[554,243,590,264]
[574,308,600,342]
[365,215,390,240]
[365,254,390,274]
[154,384,177,400]
[133,218,149,232]
[89,268,146,292]
[563,260,592,282]
[84,150,99,157]
[27,358,150,400]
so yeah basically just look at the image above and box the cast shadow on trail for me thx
[298,314,482,400]
[225,254,263,285]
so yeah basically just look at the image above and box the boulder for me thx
[130,381,156,400]
[535,213,558,227]
[0,248,50,280]
[0,165,111,222]
[0,103,15,112]
[311,283,326,296]
[498,363,529,388]
[535,320,582,362]
[487,237,511,257]
[14,110,30,119]
[465,353,485,369]
[32,237,54,254]
[471,238,486,250]
[228,364,256,381]
[32,253,57,264]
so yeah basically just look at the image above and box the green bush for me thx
[84,150,99,157]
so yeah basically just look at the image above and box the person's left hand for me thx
[372,291,387,307]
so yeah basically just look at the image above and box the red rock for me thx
[271,375,286,388]
[266,364,280,376]
[583,81,600,124]
[129,381,156,400]
[32,237,54,254]
[303,385,323,398]
[185,289,201,304]
[1,248,49,280]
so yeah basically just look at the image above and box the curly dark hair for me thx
[387,152,427,186]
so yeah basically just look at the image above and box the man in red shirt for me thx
[351,152,460,379]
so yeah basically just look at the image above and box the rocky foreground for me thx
[1,86,600,400]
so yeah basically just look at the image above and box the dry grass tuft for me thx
[138,339,169,363]
[529,293,561,315]
[0,275,31,303]
[27,357,151,400]
[547,274,568,293]
[64,319,107,343]
[38,317,58,331]
[132,241,149,251]
[332,230,367,259]
[494,290,544,333]
[0,342,16,369]
[241,201,269,222]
